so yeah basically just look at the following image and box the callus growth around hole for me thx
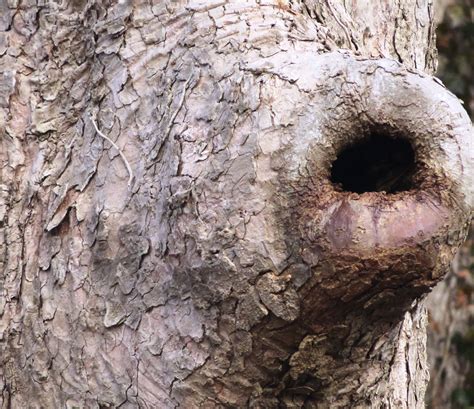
[281,53,472,319]
[330,134,417,194]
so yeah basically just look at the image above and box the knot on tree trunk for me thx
[262,52,474,325]
[239,52,473,407]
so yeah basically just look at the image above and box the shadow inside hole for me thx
[330,134,417,194]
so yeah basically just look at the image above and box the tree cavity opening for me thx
[330,134,417,194]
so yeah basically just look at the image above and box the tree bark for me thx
[426,233,474,408]
[426,2,474,406]
[0,1,472,408]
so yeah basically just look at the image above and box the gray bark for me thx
[0,1,472,408]
[426,228,474,408]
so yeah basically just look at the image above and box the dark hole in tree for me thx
[330,134,417,194]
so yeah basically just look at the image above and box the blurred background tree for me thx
[427,1,473,407]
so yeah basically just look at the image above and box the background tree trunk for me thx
[426,1,474,407]
[0,1,471,408]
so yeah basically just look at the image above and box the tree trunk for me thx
[426,232,474,408]
[0,1,472,408]
[426,2,474,406]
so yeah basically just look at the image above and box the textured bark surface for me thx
[0,1,472,408]
[426,233,474,408]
